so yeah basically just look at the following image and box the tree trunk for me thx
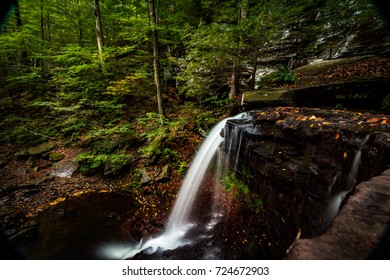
[14,0,28,63]
[40,0,45,80]
[229,0,249,100]
[229,64,240,99]
[75,0,83,44]
[14,0,22,28]
[148,0,165,117]
[93,0,104,66]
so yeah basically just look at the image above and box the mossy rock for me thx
[49,152,65,162]
[15,149,29,158]
[28,142,56,155]
[242,88,295,110]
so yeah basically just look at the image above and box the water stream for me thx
[322,134,370,227]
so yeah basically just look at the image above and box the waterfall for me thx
[323,134,370,227]
[166,119,229,230]
[121,112,251,259]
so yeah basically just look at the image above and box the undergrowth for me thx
[257,64,297,88]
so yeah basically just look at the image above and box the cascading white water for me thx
[166,119,230,230]
[120,112,251,259]
[323,134,370,226]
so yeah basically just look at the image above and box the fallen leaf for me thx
[368,118,381,123]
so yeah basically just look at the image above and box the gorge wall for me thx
[221,107,390,259]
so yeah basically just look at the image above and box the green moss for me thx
[222,172,249,193]
[244,88,294,102]
[221,171,263,214]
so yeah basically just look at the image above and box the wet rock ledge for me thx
[286,168,390,259]
[222,107,390,259]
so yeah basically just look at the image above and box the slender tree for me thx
[40,0,46,80]
[148,0,165,117]
[13,0,28,63]
[93,0,104,65]
[75,0,83,44]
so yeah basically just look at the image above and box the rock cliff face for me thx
[221,107,390,258]
[259,1,390,67]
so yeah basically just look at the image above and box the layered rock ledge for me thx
[286,168,390,259]
[222,107,390,258]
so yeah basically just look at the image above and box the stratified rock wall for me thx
[222,107,390,258]
[286,168,390,259]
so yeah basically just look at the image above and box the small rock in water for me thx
[51,159,79,178]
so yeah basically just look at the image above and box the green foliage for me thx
[137,112,169,159]
[258,64,297,88]
[73,121,136,173]
[194,110,219,131]
[104,72,151,97]
[0,114,42,145]
[221,171,263,214]
[177,161,188,177]
[136,112,185,161]
[129,168,143,189]
[222,172,250,194]
[176,23,237,103]
[84,123,134,140]
[161,147,178,163]
[75,151,130,174]
[249,195,263,215]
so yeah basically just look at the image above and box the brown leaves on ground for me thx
[255,107,390,133]
[291,57,390,88]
